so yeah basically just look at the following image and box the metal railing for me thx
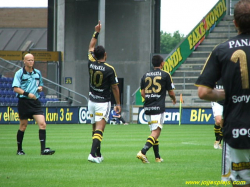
[228,0,239,15]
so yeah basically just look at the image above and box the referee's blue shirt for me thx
[12,67,43,99]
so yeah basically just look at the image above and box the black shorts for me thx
[18,98,44,119]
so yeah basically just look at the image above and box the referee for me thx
[12,53,55,155]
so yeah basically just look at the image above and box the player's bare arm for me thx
[111,84,121,114]
[89,20,101,52]
[198,86,225,102]
[168,90,176,105]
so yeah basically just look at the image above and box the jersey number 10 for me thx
[89,69,103,87]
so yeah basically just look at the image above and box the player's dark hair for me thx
[234,0,250,34]
[152,55,163,67]
[94,45,105,60]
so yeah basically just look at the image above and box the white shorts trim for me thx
[145,113,164,131]
[88,100,111,123]
[211,102,223,117]
[222,142,250,185]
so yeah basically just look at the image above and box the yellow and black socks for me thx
[17,130,24,151]
[39,129,46,151]
[90,130,103,157]
[219,128,223,144]
[92,130,102,157]
[214,125,221,141]
[141,136,155,155]
[153,139,160,159]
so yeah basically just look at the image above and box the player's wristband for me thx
[115,104,120,107]
[93,31,99,39]
[23,92,29,97]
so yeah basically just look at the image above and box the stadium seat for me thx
[6,83,12,89]
[0,90,4,97]
[13,98,18,106]
[46,98,53,102]
[7,90,15,97]
[0,77,7,83]
[2,83,8,90]
[45,97,51,103]
[0,83,5,90]
[40,98,47,106]
[2,90,8,97]
[0,97,5,105]
[4,97,11,105]
[6,77,13,84]
[50,98,59,101]
[9,98,16,106]
[11,90,16,97]
[40,92,45,97]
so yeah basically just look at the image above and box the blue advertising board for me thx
[0,106,214,125]
[137,107,214,125]
[138,108,180,124]
[79,106,91,124]
[0,106,79,124]
[182,108,214,124]
[44,107,79,124]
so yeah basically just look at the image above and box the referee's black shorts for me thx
[18,98,44,119]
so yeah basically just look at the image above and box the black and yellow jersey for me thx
[195,34,250,149]
[140,68,175,115]
[88,51,119,102]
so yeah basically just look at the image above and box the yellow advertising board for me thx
[0,51,60,61]
[0,51,23,61]
[28,51,59,61]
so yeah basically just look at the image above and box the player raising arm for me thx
[87,21,121,163]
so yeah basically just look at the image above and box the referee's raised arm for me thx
[89,20,101,52]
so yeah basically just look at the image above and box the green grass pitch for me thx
[0,124,224,187]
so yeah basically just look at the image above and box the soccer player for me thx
[13,53,55,155]
[137,55,176,163]
[211,79,224,149]
[87,21,121,163]
[195,0,250,185]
